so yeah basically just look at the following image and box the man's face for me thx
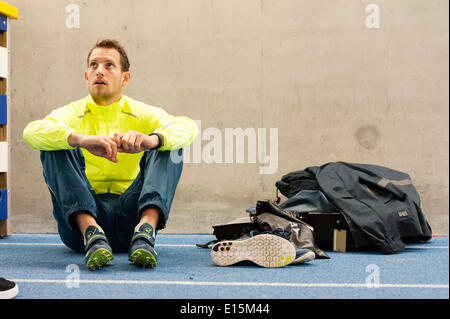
[85,47,130,105]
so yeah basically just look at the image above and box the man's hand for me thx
[68,131,159,162]
[68,132,118,163]
[113,130,159,153]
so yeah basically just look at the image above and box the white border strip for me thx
[0,242,447,249]
[0,243,197,247]
[0,243,64,246]
[9,278,449,289]
[405,246,449,249]
[8,233,214,237]
[0,47,8,79]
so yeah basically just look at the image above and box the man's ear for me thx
[122,72,131,87]
[84,71,88,82]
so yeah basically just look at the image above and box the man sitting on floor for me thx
[23,39,198,270]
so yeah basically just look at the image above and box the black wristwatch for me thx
[149,133,164,149]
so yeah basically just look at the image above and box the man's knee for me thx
[57,224,85,253]
[41,148,84,169]
[139,148,183,172]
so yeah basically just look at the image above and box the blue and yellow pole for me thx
[0,1,17,237]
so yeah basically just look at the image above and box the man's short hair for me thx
[87,39,130,72]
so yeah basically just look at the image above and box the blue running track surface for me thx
[0,233,448,299]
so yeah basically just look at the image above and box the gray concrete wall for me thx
[6,0,449,235]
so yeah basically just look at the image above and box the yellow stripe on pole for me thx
[0,1,18,19]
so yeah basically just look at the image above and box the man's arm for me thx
[68,132,120,163]
[23,105,79,151]
[67,131,160,163]
[112,130,160,154]
[139,104,199,151]
[151,116,198,151]
[23,104,121,163]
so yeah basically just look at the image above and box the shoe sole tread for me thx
[86,248,113,270]
[211,234,296,268]
[129,249,157,268]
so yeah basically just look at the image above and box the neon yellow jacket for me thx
[23,95,198,195]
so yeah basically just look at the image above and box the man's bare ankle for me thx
[72,211,103,239]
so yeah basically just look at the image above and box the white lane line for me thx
[8,233,214,238]
[0,243,64,246]
[0,243,198,248]
[9,278,449,289]
[405,246,449,249]
[158,244,197,247]
[0,242,446,249]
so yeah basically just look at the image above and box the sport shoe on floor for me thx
[84,226,114,270]
[128,223,158,268]
[0,278,19,299]
[291,248,316,264]
[211,233,296,268]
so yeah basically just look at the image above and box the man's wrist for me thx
[68,132,84,147]
[149,133,164,149]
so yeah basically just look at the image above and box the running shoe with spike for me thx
[128,223,158,268]
[84,226,114,270]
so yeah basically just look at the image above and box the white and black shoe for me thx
[0,278,19,299]
[211,233,297,268]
